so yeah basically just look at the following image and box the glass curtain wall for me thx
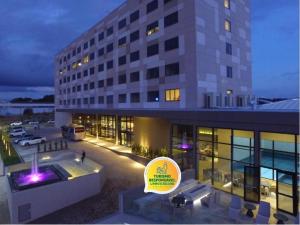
[72,114,97,136]
[119,116,134,147]
[98,115,116,142]
[171,125,194,171]
[198,128,254,196]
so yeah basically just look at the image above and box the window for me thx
[118,55,127,66]
[107,78,113,86]
[83,55,89,64]
[72,49,76,56]
[106,43,114,53]
[130,71,140,82]
[107,60,113,69]
[90,38,95,46]
[107,26,114,36]
[146,21,159,36]
[164,0,174,4]
[77,46,81,54]
[118,18,126,30]
[72,74,76,80]
[83,42,88,49]
[84,83,88,91]
[165,89,180,101]
[225,19,231,32]
[67,65,70,71]
[77,85,81,92]
[84,70,88,77]
[147,91,159,102]
[89,67,95,75]
[226,66,233,78]
[226,42,232,55]
[98,96,104,104]
[90,97,95,104]
[107,95,113,104]
[130,10,139,23]
[118,94,127,103]
[165,62,180,76]
[147,0,158,14]
[118,74,127,84]
[165,37,179,51]
[147,67,159,79]
[72,62,77,69]
[98,80,104,88]
[131,93,140,103]
[89,52,95,61]
[98,48,104,57]
[130,51,140,62]
[147,43,159,57]
[98,63,104,72]
[72,86,76,93]
[237,96,244,107]
[224,0,230,9]
[164,11,178,27]
[77,98,81,105]
[98,32,104,41]
[67,53,70,60]
[226,89,233,95]
[118,37,126,47]
[130,30,140,42]
[90,82,95,89]
[83,98,88,105]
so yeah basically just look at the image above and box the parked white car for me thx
[9,129,26,138]
[28,121,40,125]
[10,121,22,126]
[14,134,34,144]
[19,136,46,146]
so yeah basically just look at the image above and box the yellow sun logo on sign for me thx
[144,157,181,194]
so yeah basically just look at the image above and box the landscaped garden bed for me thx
[0,130,21,166]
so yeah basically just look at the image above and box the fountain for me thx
[179,132,191,150]
[8,152,67,191]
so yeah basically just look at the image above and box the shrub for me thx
[160,147,168,157]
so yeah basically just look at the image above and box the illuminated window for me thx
[226,89,233,95]
[165,89,180,102]
[225,19,231,32]
[224,0,230,9]
[83,55,89,64]
[146,21,159,36]
[72,62,77,69]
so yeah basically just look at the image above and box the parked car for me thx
[47,120,55,125]
[10,121,22,126]
[19,136,46,146]
[28,121,40,125]
[14,134,34,144]
[9,128,26,138]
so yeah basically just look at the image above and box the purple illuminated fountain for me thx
[178,132,191,150]
[8,152,67,191]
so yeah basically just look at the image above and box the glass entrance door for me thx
[276,170,297,215]
[244,166,260,203]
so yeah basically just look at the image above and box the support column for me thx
[254,131,260,167]
[115,115,119,145]
[193,125,199,180]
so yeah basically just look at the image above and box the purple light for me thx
[15,169,59,187]
[180,144,190,150]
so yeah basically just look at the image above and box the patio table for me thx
[273,213,289,224]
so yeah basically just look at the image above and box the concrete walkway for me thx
[95,212,156,224]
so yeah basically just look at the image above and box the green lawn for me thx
[0,130,21,166]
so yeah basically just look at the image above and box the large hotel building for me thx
[55,0,299,216]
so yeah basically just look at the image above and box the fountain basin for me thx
[8,165,68,191]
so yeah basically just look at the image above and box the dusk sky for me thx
[0,0,298,100]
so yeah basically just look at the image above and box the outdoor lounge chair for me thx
[255,201,270,224]
[228,195,242,221]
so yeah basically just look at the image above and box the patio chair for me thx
[228,195,242,221]
[255,201,270,224]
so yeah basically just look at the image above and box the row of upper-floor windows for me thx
[58,4,178,65]
[58,88,180,106]
[59,62,180,90]
[58,36,179,75]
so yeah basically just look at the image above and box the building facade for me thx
[54,0,299,217]
[55,0,252,111]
